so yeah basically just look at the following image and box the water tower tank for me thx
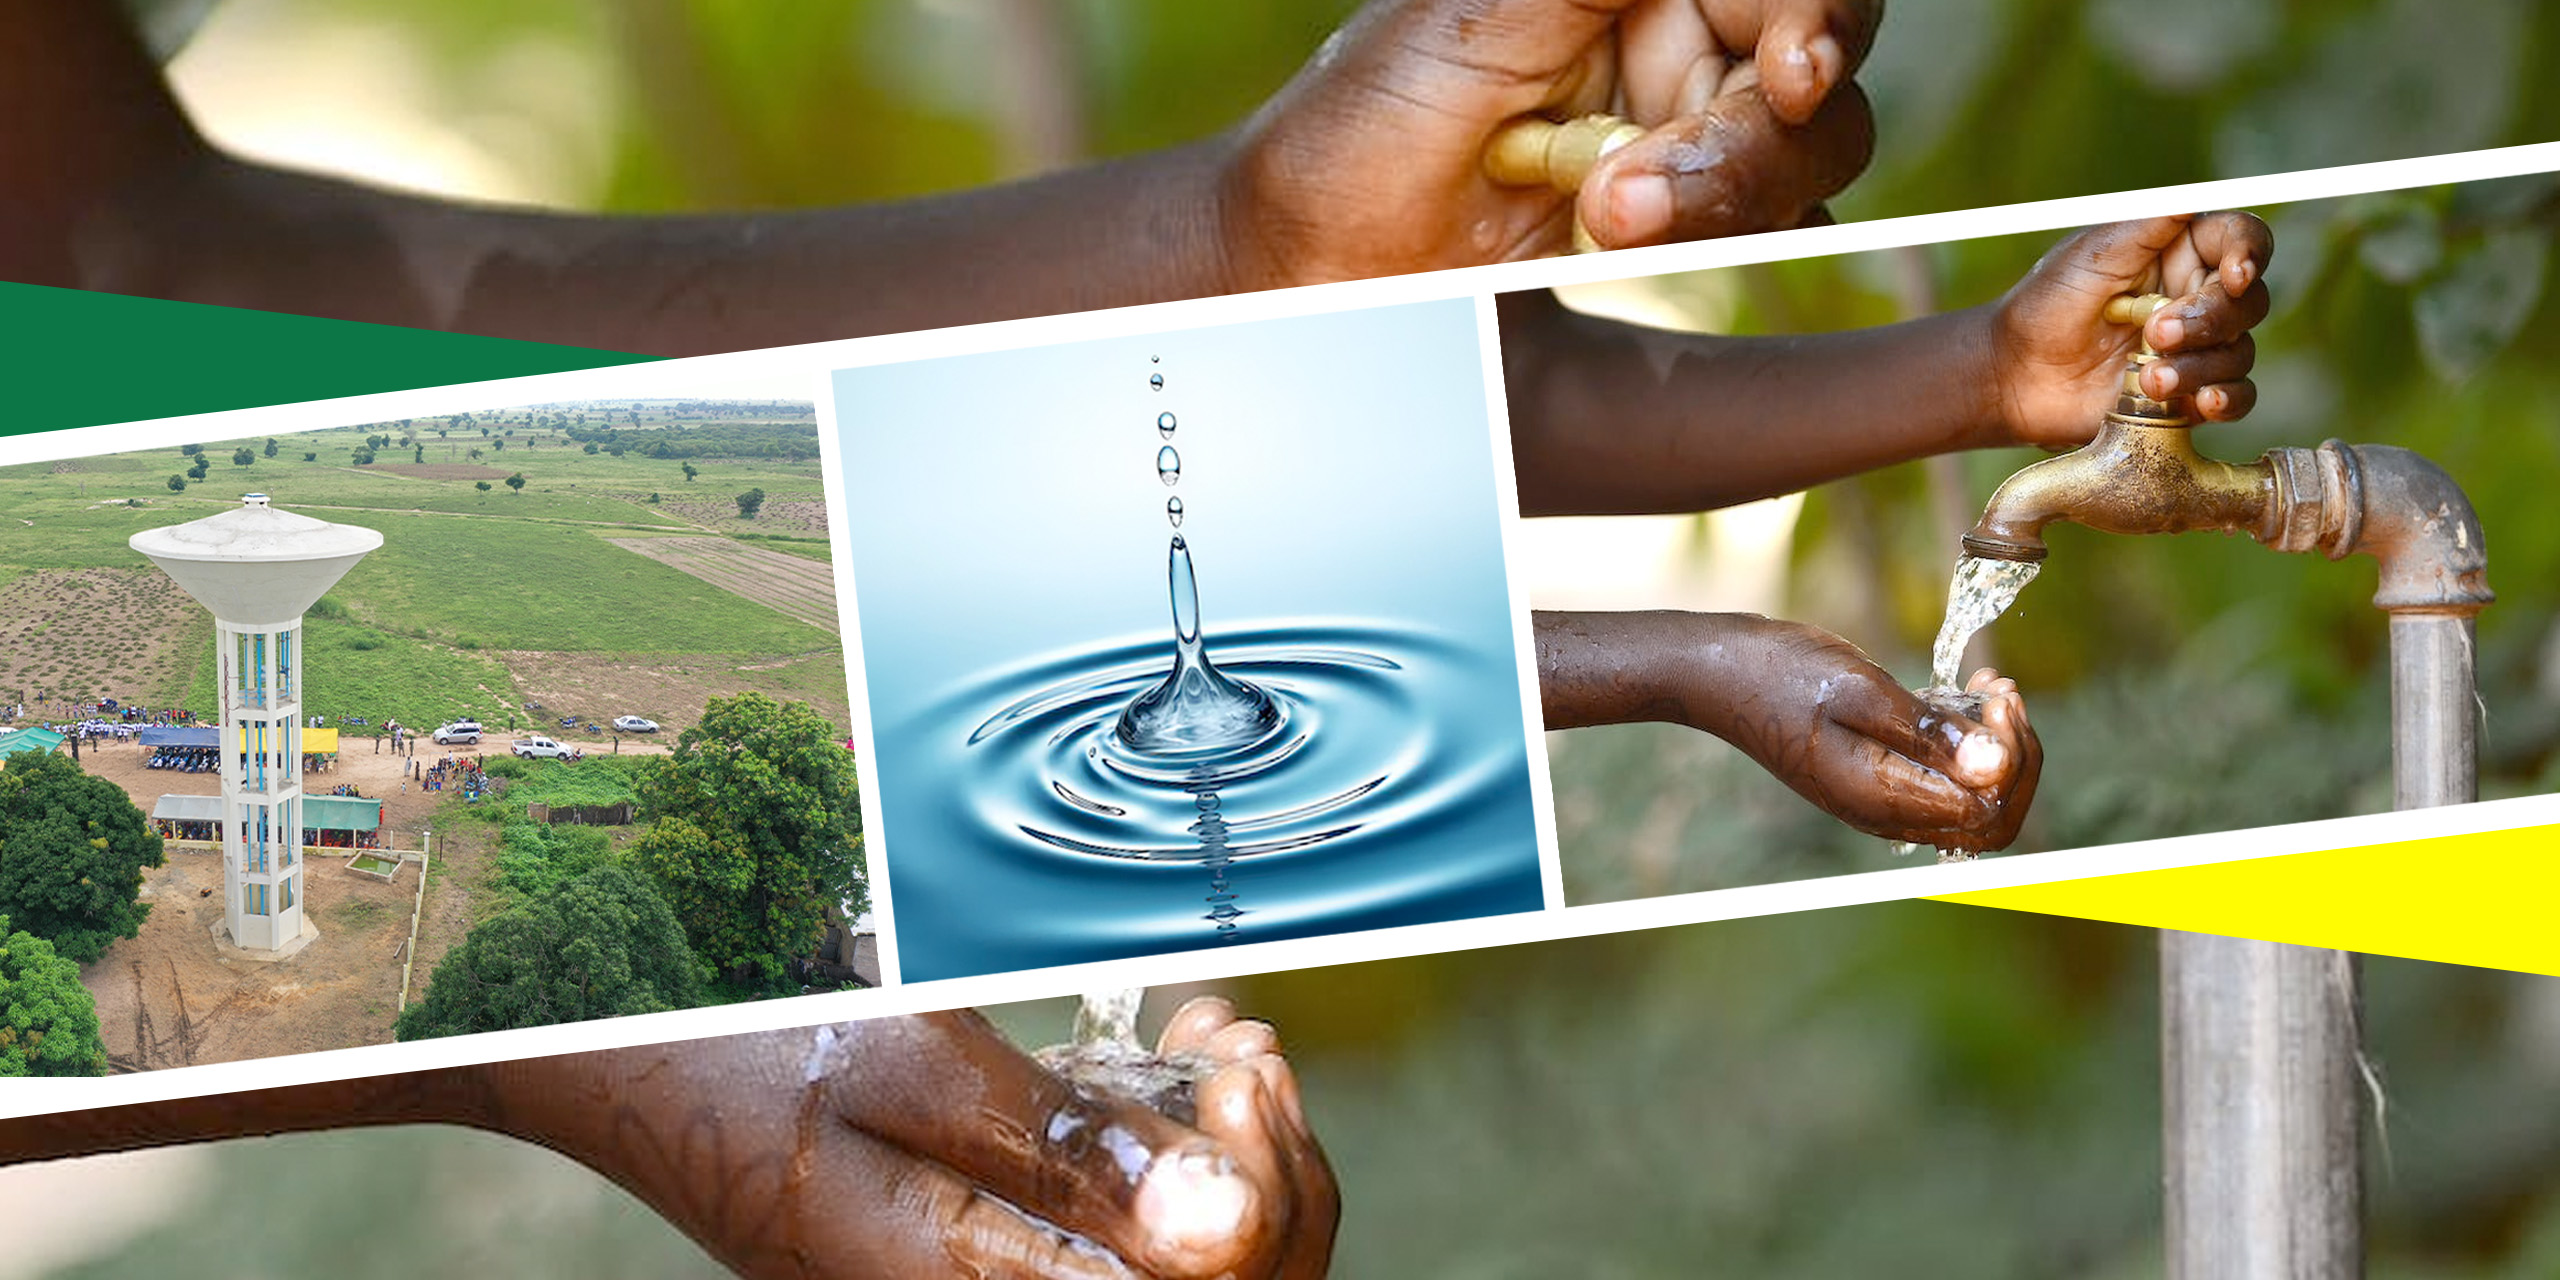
[132,495,383,953]
[129,494,382,625]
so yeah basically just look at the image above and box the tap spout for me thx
[1961,420,2279,563]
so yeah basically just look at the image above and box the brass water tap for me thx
[1960,293,2281,563]
[1483,114,1642,254]
[1483,114,1646,193]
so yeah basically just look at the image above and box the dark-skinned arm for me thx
[0,1002,1336,1280]
[6,0,1880,357]
[1503,212,2276,517]
[1536,610,2040,850]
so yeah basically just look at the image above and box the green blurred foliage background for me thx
[31,2,2560,1277]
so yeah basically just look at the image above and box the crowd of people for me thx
[420,755,496,800]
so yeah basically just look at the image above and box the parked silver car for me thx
[432,721,482,745]
[611,715,660,733]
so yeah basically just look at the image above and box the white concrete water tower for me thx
[132,495,382,952]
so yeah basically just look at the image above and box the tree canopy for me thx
[631,693,861,991]
[394,864,700,1041]
[0,914,107,1077]
[0,749,163,963]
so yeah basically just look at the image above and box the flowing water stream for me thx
[1890,554,2043,863]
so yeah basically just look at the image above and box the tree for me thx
[414,444,425,463]
[0,749,164,963]
[262,437,278,458]
[631,693,861,991]
[474,480,493,498]
[735,487,765,520]
[504,472,526,495]
[0,915,108,1076]
[186,457,209,480]
[301,452,317,462]
[351,448,375,465]
[583,442,599,454]
[165,474,185,492]
[681,462,698,482]
[178,443,201,457]
[231,447,254,466]
[394,865,700,1040]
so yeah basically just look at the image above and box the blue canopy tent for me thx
[139,727,221,748]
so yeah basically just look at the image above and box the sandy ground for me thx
[72,731,672,1070]
[501,650,853,738]
[0,568,202,712]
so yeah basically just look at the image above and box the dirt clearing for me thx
[0,568,205,712]
[501,649,852,736]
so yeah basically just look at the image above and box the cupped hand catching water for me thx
[479,1005,1339,1280]
[1536,611,2042,852]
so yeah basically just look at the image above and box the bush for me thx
[0,749,164,963]
[0,914,108,1076]
[393,865,701,1041]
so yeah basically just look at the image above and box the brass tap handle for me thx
[2102,293,2172,328]
[2103,293,2191,425]
[1484,114,1645,194]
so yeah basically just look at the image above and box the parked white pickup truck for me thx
[512,734,576,760]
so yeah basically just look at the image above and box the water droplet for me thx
[1166,496,1184,527]
[1150,373,1164,390]
[1157,412,1177,439]
[1151,354,1160,363]
[1157,445,1180,485]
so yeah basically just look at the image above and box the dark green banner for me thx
[0,283,652,437]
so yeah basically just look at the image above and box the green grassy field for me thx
[2,402,847,731]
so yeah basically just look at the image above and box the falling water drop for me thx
[1114,536,1281,755]
[1151,354,1160,363]
[1167,496,1184,527]
[1157,445,1181,486]
[1157,412,1177,439]
[1150,373,1165,390]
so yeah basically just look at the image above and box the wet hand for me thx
[1989,211,2275,449]
[488,1003,1335,1280]
[1716,623,2041,851]
[1222,0,1878,286]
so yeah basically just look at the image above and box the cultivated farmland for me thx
[1,400,856,1067]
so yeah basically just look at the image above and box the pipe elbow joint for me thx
[2267,442,2492,616]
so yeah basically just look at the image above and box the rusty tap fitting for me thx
[1961,293,2279,563]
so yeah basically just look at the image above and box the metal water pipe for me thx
[1960,295,2492,1277]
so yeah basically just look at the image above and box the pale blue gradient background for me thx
[834,298,1540,978]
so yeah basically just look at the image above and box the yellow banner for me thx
[1933,823,2560,975]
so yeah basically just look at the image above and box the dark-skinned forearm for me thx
[1501,288,2009,516]
[66,139,1245,357]
[1535,609,1766,735]
[0,1069,498,1166]
[10,1,1246,356]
